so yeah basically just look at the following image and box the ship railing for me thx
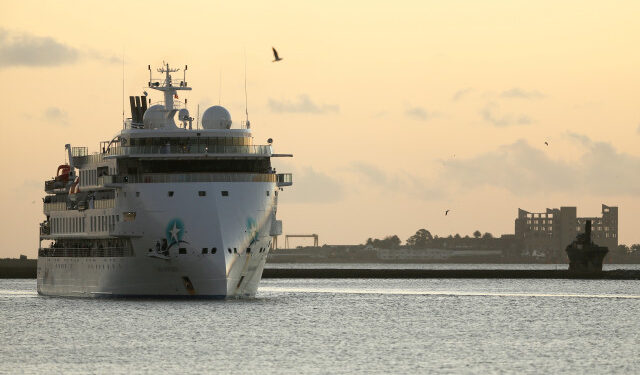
[104,144,272,157]
[71,147,88,157]
[93,198,115,209]
[72,153,105,166]
[44,202,67,212]
[148,100,187,109]
[114,173,279,184]
[123,119,145,130]
[38,247,132,258]
[276,173,293,187]
[44,198,115,212]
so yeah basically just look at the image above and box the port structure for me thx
[284,234,319,249]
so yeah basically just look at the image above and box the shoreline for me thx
[2,259,639,280]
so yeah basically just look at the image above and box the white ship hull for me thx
[38,181,277,298]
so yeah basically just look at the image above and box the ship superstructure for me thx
[37,63,292,298]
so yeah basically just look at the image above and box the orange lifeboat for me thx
[55,165,71,182]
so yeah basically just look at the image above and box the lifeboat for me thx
[55,165,71,182]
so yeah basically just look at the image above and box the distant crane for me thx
[285,234,319,248]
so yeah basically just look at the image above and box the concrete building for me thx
[515,204,618,260]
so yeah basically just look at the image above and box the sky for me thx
[1,1,639,257]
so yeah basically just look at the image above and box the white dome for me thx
[143,105,176,129]
[202,106,232,129]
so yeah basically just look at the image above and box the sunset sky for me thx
[1,1,639,257]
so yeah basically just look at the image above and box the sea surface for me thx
[1,274,639,374]
[265,262,640,270]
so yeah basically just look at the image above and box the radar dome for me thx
[143,105,176,129]
[202,106,232,129]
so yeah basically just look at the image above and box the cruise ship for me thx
[37,63,292,298]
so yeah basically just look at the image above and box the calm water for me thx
[1,278,639,374]
[265,263,640,270]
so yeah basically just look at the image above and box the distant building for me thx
[514,204,618,259]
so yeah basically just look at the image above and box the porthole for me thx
[227,248,232,254]
[168,191,174,197]
[202,248,208,254]
[221,191,229,196]
[211,247,217,254]
[246,248,251,253]
[179,248,187,254]
[233,248,237,253]
[198,191,206,197]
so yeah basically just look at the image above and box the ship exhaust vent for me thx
[129,95,148,124]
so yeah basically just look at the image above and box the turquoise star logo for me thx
[247,217,259,245]
[166,218,185,245]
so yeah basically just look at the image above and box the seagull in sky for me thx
[445,209,450,216]
[544,141,549,146]
[272,47,283,62]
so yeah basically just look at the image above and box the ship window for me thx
[202,248,208,254]
[246,248,251,253]
[221,191,229,196]
[168,191,174,197]
[179,248,187,254]
[233,248,237,253]
[227,248,232,253]
[198,191,206,197]
[266,191,270,196]
[211,247,217,254]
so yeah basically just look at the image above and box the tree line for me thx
[365,229,497,249]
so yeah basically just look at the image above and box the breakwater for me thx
[2,260,640,279]
[261,268,640,280]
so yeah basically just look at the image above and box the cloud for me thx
[452,88,473,101]
[0,28,117,69]
[268,95,339,114]
[0,29,79,68]
[279,166,345,203]
[405,106,437,121]
[442,136,640,195]
[350,162,445,200]
[499,88,545,99]
[480,102,532,127]
[42,107,69,126]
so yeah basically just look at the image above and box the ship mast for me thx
[148,63,193,108]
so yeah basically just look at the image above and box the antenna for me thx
[244,49,249,127]
[122,49,125,123]
[218,69,222,105]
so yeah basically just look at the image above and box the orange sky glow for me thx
[1,1,639,257]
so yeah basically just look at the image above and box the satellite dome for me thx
[202,106,232,129]
[143,105,176,129]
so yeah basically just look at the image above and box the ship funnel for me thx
[129,95,148,124]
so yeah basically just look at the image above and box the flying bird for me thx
[544,141,549,146]
[272,47,283,62]
[445,209,450,216]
